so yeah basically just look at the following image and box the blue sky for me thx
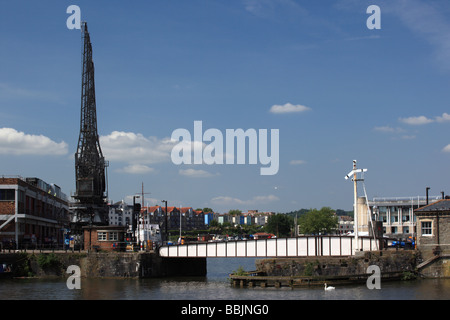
[1,0,449,213]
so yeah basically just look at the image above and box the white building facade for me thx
[108,200,134,227]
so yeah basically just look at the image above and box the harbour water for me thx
[0,257,449,300]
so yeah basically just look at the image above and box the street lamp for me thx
[133,195,140,246]
[162,200,168,244]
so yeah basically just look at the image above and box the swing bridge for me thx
[158,235,380,258]
[160,160,381,259]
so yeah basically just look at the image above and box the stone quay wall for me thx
[0,252,206,278]
[255,251,418,279]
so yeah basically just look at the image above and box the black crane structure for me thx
[70,22,109,227]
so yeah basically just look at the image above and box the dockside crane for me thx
[70,22,109,229]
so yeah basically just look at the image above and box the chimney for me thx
[426,187,430,205]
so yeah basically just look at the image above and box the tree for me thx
[298,207,338,235]
[209,220,220,228]
[196,207,214,213]
[228,209,242,216]
[265,214,294,237]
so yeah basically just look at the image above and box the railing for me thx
[159,235,380,258]
[0,241,82,253]
[371,196,442,203]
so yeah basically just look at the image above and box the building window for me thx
[0,189,15,201]
[421,221,432,236]
[109,232,118,241]
[98,232,107,241]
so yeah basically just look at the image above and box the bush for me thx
[37,253,62,272]
[232,265,247,276]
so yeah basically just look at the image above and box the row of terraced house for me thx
[108,202,275,231]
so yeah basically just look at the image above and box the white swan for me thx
[324,283,335,291]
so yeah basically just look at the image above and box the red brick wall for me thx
[0,201,15,214]
[83,228,126,251]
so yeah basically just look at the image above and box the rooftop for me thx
[415,199,450,213]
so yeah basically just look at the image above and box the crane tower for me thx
[70,22,109,226]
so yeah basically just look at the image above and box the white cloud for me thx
[0,128,68,156]
[396,113,450,125]
[100,131,175,165]
[117,164,155,175]
[243,0,306,19]
[289,160,306,165]
[436,112,450,123]
[210,194,279,207]
[399,116,434,125]
[124,195,159,206]
[400,135,416,140]
[442,144,450,153]
[269,103,311,114]
[374,126,414,139]
[179,168,218,178]
[373,126,405,133]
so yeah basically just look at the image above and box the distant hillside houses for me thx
[216,210,275,227]
[108,202,275,231]
[141,206,205,231]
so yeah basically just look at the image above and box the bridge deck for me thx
[159,236,380,258]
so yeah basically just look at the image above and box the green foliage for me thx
[228,209,242,216]
[303,261,316,276]
[264,214,294,237]
[402,271,417,281]
[209,219,220,228]
[232,265,247,276]
[284,208,310,218]
[285,208,352,218]
[196,207,214,213]
[37,253,62,271]
[298,207,338,235]
[14,253,34,277]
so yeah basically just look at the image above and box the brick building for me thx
[83,225,128,252]
[0,176,69,249]
[415,199,450,260]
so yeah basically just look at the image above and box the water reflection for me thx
[0,258,450,300]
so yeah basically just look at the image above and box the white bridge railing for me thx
[159,236,380,258]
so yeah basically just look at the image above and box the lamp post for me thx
[179,205,182,241]
[133,195,140,247]
[345,160,367,254]
[162,200,168,244]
